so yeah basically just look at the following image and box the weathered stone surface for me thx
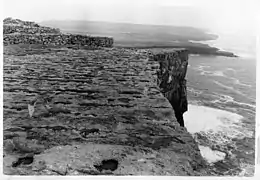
[4,17,61,34]
[29,144,203,175]
[3,18,113,47]
[4,34,114,47]
[3,18,209,175]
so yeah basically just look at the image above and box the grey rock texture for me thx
[3,18,209,176]
[152,49,188,125]
[3,18,113,47]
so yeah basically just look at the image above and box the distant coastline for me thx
[114,44,238,57]
[40,20,238,57]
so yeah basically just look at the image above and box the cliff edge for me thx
[3,18,209,175]
[152,49,188,127]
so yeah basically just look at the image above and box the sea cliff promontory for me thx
[3,18,210,175]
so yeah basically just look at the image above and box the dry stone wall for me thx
[4,17,45,27]
[3,34,114,47]
[4,25,61,34]
[4,17,61,34]
[3,18,113,47]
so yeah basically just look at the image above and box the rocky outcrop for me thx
[151,49,189,126]
[3,18,209,176]
[3,18,113,47]
[3,45,209,175]
[4,17,61,34]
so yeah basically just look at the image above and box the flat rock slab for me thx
[3,45,208,175]
[28,144,197,175]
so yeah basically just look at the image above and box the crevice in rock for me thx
[12,156,34,167]
[119,90,143,95]
[80,128,100,138]
[74,112,81,116]
[117,98,131,103]
[94,159,119,172]
[53,101,72,105]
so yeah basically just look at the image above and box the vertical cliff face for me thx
[152,49,189,126]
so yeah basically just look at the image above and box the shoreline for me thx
[38,20,238,58]
[184,103,255,176]
[115,45,238,57]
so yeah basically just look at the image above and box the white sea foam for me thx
[193,65,226,77]
[187,87,202,95]
[198,145,226,163]
[184,104,242,134]
[226,68,236,72]
[229,101,256,109]
[190,54,200,57]
[200,70,225,77]
[238,162,255,176]
[194,65,210,71]
[211,71,225,77]
[197,70,225,77]
[213,80,245,96]
[211,92,255,110]
[230,77,252,87]
[211,93,234,103]
[194,66,252,89]
[183,104,252,163]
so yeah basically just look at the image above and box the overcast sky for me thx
[3,0,258,35]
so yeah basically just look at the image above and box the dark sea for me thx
[185,34,256,176]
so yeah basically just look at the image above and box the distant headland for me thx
[40,20,238,57]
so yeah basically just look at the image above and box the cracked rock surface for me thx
[3,44,208,175]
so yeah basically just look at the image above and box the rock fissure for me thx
[12,155,34,167]
[94,159,119,172]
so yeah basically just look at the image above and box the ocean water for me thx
[184,52,256,175]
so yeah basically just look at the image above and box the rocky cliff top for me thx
[4,17,61,34]
[4,17,39,26]
[3,18,211,176]
[3,18,113,47]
